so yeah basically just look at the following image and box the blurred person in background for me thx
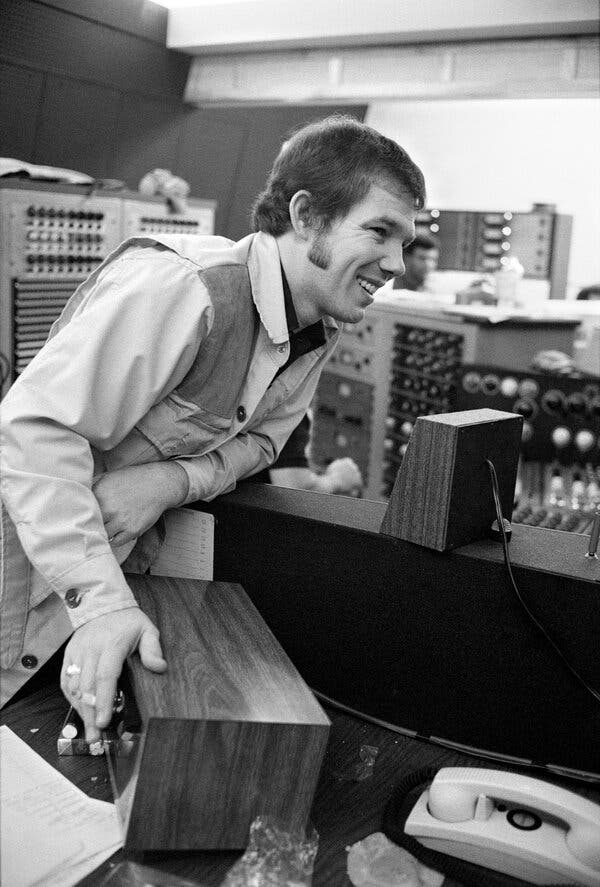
[393,233,439,292]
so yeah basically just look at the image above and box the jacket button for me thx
[65,588,81,608]
[236,405,246,422]
[21,654,38,669]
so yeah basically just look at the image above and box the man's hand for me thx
[93,462,188,547]
[61,608,167,743]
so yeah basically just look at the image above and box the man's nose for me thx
[381,245,405,278]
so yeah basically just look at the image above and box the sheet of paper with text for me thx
[150,507,214,580]
[0,725,122,887]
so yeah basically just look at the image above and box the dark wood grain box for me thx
[381,408,522,551]
[108,575,330,851]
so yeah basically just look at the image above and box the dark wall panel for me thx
[1,0,188,99]
[0,63,44,159]
[174,109,249,235]
[34,75,121,177]
[39,0,168,44]
[224,105,368,240]
[113,95,184,190]
[1,0,368,239]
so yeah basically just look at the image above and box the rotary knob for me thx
[519,378,539,399]
[551,426,572,449]
[500,376,519,398]
[462,372,481,394]
[574,430,596,453]
[567,393,586,414]
[541,389,566,415]
[513,399,536,420]
[481,374,501,396]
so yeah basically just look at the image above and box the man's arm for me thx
[89,346,335,530]
[0,247,210,735]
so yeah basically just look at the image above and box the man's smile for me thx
[357,275,380,296]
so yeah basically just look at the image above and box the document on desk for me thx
[149,507,214,580]
[0,725,123,887]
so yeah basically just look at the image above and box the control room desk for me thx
[0,682,488,887]
[5,681,599,886]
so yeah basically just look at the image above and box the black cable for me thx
[485,457,600,707]
[312,688,600,784]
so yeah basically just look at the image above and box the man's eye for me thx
[371,227,387,237]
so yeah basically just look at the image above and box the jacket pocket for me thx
[134,392,233,458]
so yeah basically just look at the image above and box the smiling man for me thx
[0,115,425,738]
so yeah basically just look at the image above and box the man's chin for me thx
[344,306,367,324]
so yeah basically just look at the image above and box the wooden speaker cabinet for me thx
[108,576,329,851]
[381,408,522,551]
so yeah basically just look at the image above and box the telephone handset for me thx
[404,767,600,885]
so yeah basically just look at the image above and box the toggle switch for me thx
[521,421,534,443]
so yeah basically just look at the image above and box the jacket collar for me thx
[107,231,337,347]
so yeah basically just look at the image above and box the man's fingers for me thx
[59,611,164,744]
[79,657,102,743]
[94,654,124,731]
[138,626,167,673]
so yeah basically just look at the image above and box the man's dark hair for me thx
[576,284,600,301]
[252,115,426,236]
[404,233,439,255]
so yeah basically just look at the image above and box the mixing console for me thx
[512,461,599,534]
[0,182,216,394]
[456,364,600,533]
[382,324,463,496]
[312,300,580,505]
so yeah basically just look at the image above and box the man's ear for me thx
[288,191,315,240]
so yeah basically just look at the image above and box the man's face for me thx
[403,246,439,290]
[301,180,417,325]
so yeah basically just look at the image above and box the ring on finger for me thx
[66,664,81,677]
[113,689,125,713]
[82,691,97,707]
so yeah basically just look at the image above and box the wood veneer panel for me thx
[126,576,329,724]
[381,408,522,550]
[127,720,327,849]
[118,576,329,850]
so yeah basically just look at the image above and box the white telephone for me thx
[404,767,600,885]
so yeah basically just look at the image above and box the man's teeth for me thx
[358,278,377,295]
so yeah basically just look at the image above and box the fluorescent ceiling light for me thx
[150,0,254,7]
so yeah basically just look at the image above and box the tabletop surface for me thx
[3,678,598,887]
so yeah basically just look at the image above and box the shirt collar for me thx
[247,231,338,345]
[246,232,289,345]
[281,264,300,334]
